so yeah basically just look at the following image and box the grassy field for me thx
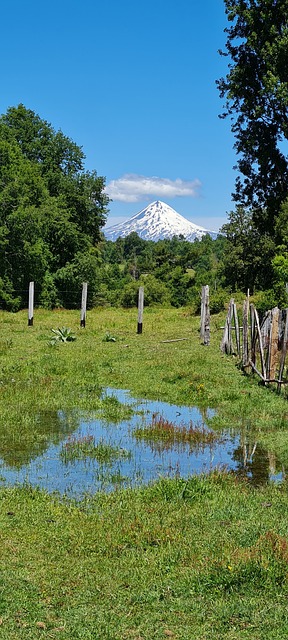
[0,306,288,638]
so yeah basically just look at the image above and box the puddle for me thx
[0,389,283,497]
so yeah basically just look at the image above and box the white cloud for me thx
[105,174,201,202]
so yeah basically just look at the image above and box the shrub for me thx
[121,276,171,308]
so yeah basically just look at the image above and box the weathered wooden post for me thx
[221,298,234,354]
[250,303,256,369]
[261,311,271,350]
[242,298,249,366]
[137,286,144,334]
[278,309,288,392]
[254,306,267,382]
[232,301,240,356]
[200,285,210,345]
[268,307,280,381]
[28,281,34,326]
[80,282,88,328]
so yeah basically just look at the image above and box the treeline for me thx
[97,232,228,312]
[98,219,288,312]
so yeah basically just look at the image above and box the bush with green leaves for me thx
[121,275,171,308]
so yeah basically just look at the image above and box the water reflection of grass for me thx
[94,468,129,486]
[134,414,222,452]
[60,435,131,464]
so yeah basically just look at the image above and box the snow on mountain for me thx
[104,200,217,242]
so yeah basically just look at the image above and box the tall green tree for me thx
[0,105,109,309]
[220,206,275,291]
[217,0,288,234]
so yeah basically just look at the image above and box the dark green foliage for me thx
[217,3,288,294]
[209,290,227,314]
[0,104,109,310]
[97,232,229,309]
[220,206,275,292]
[121,274,171,307]
[55,249,102,309]
[218,0,288,234]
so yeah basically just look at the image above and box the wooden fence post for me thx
[28,281,34,326]
[200,285,210,345]
[250,304,256,369]
[242,298,249,366]
[261,311,271,350]
[80,282,88,328]
[200,286,205,340]
[268,307,280,381]
[254,306,267,382]
[232,301,240,356]
[278,309,288,392]
[221,298,234,354]
[137,286,144,334]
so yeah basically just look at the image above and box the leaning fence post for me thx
[28,281,34,326]
[232,301,240,356]
[137,286,144,334]
[80,282,88,328]
[250,304,256,368]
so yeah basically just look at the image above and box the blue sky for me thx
[0,0,236,232]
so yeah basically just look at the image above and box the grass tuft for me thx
[134,413,221,451]
[60,435,131,464]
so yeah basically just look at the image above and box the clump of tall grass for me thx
[134,413,221,450]
[60,435,131,464]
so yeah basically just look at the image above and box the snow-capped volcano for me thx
[104,201,217,242]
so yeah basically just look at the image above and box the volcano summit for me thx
[104,201,217,242]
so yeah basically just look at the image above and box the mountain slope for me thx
[104,200,217,242]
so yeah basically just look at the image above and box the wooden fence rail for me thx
[221,298,288,391]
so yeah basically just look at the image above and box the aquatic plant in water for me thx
[60,435,131,464]
[134,414,221,449]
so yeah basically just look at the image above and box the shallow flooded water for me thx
[0,388,283,497]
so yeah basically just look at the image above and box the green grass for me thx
[0,474,288,638]
[0,306,287,637]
